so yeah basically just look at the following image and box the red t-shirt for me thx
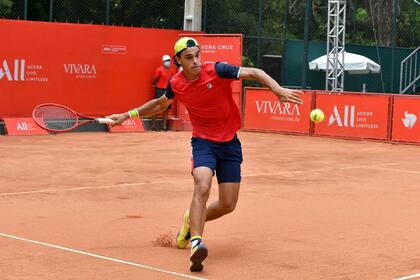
[165,62,241,142]
[153,65,173,89]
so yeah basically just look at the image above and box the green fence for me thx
[283,40,416,93]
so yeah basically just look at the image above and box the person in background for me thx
[151,54,173,130]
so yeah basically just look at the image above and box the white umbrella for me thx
[309,51,381,74]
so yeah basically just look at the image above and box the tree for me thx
[0,0,12,17]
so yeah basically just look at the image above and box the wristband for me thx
[128,109,139,119]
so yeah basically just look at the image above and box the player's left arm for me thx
[239,67,303,105]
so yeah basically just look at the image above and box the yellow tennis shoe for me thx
[190,242,208,272]
[176,209,190,249]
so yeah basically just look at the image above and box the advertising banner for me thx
[108,118,144,133]
[391,96,420,143]
[314,93,390,140]
[0,19,186,118]
[3,117,48,135]
[176,34,243,121]
[243,88,313,134]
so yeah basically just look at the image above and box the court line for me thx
[392,272,420,280]
[0,232,206,280]
[372,167,420,175]
[0,163,399,197]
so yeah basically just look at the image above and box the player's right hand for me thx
[106,113,129,126]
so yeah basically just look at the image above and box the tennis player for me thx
[107,37,303,272]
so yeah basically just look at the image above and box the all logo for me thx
[328,105,379,129]
[402,111,417,129]
[328,105,355,127]
[0,59,25,81]
[0,58,47,82]
[16,121,37,131]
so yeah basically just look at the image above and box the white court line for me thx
[393,273,420,280]
[0,163,399,197]
[372,167,420,175]
[0,180,187,197]
[0,232,206,280]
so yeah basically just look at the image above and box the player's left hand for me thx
[275,88,303,105]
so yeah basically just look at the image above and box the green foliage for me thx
[355,8,369,21]
[0,0,12,17]
[242,55,254,67]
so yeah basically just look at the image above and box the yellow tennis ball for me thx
[310,109,325,123]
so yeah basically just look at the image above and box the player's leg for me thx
[151,88,161,131]
[190,166,213,236]
[206,182,240,221]
[206,135,243,221]
[177,137,216,249]
[188,166,212,272]
[151,114,157,130]
[162,108,168,130]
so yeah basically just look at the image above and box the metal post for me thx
[391,0,397,93]
[49,0,53,22]
[326,0,346,92]
[202,0,207,31]
[257,0,263,69]
[302,0,312,89]
[24,0,28,20]
[106,0,110,25]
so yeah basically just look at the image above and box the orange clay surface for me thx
[1,131,420,280]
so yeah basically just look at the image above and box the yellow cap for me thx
[174,37,199,55]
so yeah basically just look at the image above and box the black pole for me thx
[301,0,312,89]
[391,0,397,93]
[49,0,53,22]
[257,0,263,69]
[106,0,110,25]
[24,0,28,20]
[202,0,207,32]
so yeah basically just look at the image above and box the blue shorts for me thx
[191,135,243,184]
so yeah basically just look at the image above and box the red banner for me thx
[243,88,312,134]
[0,19,190,118]
[314,93,390,140]
[3,118,48,135]
[108,118,144,133]
[391,96,420,143]
[176,34,243,121]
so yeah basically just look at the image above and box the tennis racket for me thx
[32,103,115,133]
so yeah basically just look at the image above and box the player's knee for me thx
[193,183,211,200]
[220,200,237,214]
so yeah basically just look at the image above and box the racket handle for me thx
[95,118,115,125]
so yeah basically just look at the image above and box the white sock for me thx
[191,238,201,249]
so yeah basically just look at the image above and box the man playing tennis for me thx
[107,37,303,272]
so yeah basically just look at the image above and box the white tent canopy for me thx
[309,51,381,74]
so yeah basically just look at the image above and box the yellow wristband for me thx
[128,109,139,118]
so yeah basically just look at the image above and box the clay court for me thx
[1,131,420,280]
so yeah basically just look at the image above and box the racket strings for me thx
[34,105,78,131]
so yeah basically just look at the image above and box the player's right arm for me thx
[107,95,173,126]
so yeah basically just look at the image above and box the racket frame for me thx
[32,103,111,133]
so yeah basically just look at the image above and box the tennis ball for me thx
[310,109,325,123]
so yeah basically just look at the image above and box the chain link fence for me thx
[1,0,419,92]
[2,0,184,28]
